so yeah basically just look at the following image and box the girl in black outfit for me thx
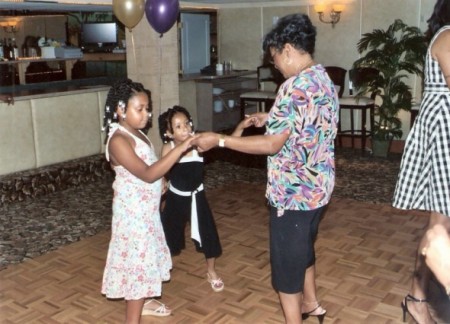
[158,105,224,292]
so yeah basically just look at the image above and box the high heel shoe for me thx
[401,294,436,323]
[302,302,326,324]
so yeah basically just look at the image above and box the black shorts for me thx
[270,205,326,294]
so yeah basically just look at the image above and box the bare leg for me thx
[301,265,325,314]
[206,257,224,291]
[279,291,302,324]
[406,212,450,324]
[206,257,219,279]
[125,298,145,324]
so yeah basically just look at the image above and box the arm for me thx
[431,29,450,89]
[109,133,197,183]
[195,131,289,155]
[231,112,269,137]
[160,143,172,194]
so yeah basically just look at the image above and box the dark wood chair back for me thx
[349,67,379,99]
[325,66,347,98]
[257,65,284,92]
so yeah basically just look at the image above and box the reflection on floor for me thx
[1,182,449,323]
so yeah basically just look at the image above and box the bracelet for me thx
[218,134,226,147]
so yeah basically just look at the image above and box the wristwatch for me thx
[218,134,226,147]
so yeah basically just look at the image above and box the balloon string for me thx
[159,36,162,116]
[131,31,137,72]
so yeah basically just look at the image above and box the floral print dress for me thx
[102,123,172,300]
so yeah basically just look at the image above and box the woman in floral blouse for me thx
[194,13,338,323]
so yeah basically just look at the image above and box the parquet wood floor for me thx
[1,182,449,323]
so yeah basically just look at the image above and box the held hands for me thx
[191,132,220,153]
[177,133,200,153]
[232,112,268,136]
[248,112,269,128]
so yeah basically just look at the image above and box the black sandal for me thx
[401,294,436,323]
[302,302,326,324]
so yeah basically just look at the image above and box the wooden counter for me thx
[179,70,257,131]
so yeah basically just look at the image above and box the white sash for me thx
[169,183,204,246]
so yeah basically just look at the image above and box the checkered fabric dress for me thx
[393,25,450,217]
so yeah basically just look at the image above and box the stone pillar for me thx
[125,19,179,156]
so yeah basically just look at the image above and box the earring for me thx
[122,114,126,121]
[113,112,118,119]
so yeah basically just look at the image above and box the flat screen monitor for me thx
[81,22,117,45]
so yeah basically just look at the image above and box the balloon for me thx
[113,0,145,31]
[145,0,180,35]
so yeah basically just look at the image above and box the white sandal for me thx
[207,273,225,292]
[142,299,171,317]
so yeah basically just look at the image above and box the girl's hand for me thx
[178,133,199,153]
[249,112,269,127]
[232,114,262,136]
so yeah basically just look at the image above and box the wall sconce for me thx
[314,4,344,28]
[0,22,19,34]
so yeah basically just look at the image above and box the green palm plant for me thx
[353,19,427,141]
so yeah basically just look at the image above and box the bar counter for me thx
[0,77,114,100]
[179,69,256,82]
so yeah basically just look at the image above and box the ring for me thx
[421,247,427,256]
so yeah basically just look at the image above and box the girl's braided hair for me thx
[102,78,152,134]
[158,105,194,143]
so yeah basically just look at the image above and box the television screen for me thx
[81,23,117,45]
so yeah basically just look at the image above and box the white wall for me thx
[215,0,435,140]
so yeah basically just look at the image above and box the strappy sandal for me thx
[302,301,326,324]
[207,273,224,292]
[401,294,436,323]
[141,299,171,317]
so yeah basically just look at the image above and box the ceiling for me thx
[0,0,303,14]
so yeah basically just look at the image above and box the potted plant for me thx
[352,19,427,157]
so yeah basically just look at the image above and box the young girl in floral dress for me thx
[101,79,196,323]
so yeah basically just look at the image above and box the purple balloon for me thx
[145,0,180,35]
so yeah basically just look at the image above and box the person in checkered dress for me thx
[392,1,450,323]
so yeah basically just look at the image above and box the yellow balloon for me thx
[113,0,145,31]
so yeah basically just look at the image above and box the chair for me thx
[349,67,379,99]
[239,65,283,119]
[337,67,379,154]
[325,66,346,98]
